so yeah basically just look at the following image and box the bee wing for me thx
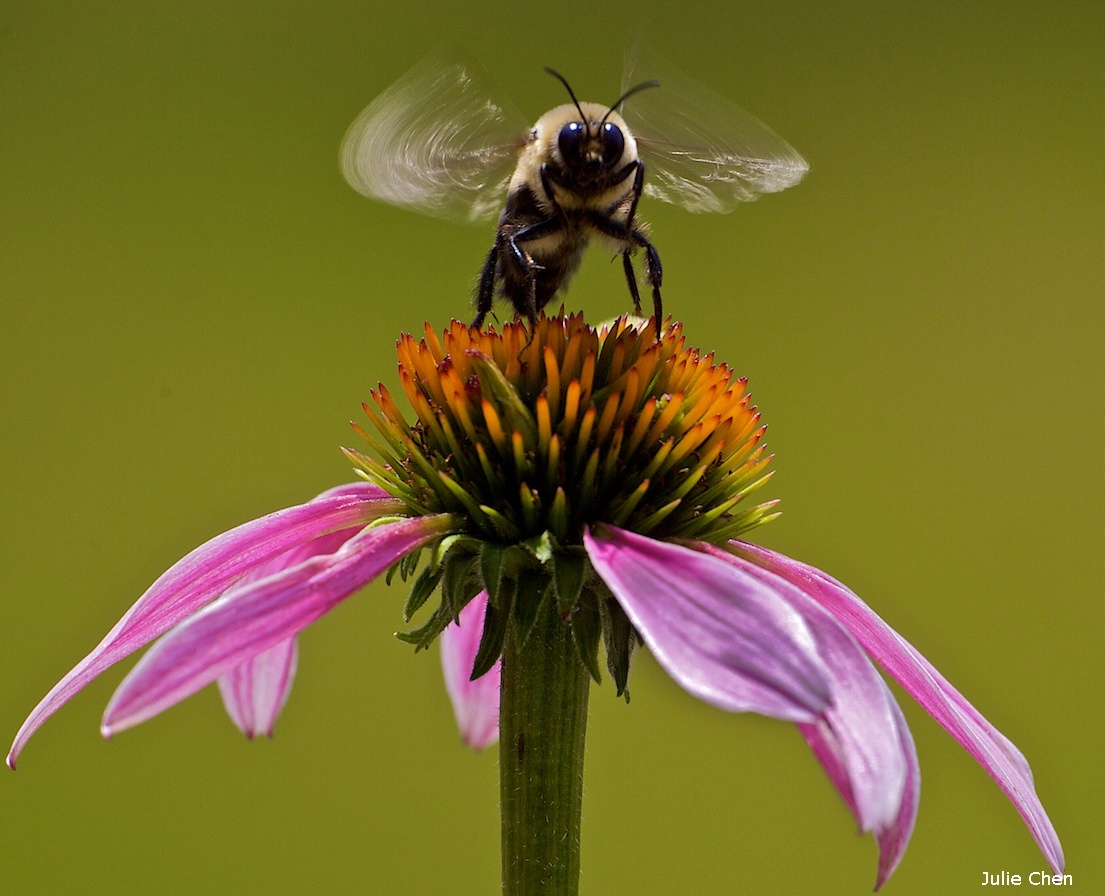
[621,46,809,214]
[340,53,528,223]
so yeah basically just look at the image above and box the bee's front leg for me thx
[642,240,663,327]
[539,164,567,219]
[611,161,648,314]
[588,210,663,327]
[622,253,644,315]
[617,160,645,235]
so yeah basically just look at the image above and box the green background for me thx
[3,3,1100,893]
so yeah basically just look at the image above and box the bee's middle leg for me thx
[472,237,502,329]
[506,236,543,332]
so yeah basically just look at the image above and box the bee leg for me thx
[587,211,664,329]
[611,161,648,317]
[642,240,663,327]
[623,165,662,327]
[472,235,503,329]
[621,252,643,315]
[540,164,568,219]
[506,235,542,333]
[619,160,645,234]
[506,216,563,329]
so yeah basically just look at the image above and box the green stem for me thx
[499,592,591,895]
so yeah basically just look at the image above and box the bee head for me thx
[555,118,624,175]
[544,68,659,179]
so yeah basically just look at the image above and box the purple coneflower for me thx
[9,313,1062,892]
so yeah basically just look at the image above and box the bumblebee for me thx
[341,49,808,329]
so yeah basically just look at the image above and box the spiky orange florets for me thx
[347,313,776,546]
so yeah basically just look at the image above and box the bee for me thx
[340,48,808,330]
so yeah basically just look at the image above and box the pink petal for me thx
[217,637,299,739]
[872,695,919,890]
[584,525,830,722]
[700,544,909,835]
[440,591,500,750]
[792,679,918,889]
[102,514,452,735]
[8,482,397,769]
[734,541,1064,874]
[211,524,365,736]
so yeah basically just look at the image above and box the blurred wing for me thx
[622,46,809,214]
[340,53,527,223]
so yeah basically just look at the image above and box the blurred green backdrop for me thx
[2,2,1100,893]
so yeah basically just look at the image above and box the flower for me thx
[9,313,1063,889]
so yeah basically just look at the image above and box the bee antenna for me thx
[545,67,590,135]
[602,79,661,123]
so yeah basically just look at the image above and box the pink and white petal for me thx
[794,680,918,890]
[212,524,360,735]
[873,695,919,891]
[102,514,452,736]
[7,482,396,769]
[217,636,299,739]
[584,526,830,722]
[700,543,908,834]
[801,718,859,818]
[440,591,500,750]
[734,541,1064,874]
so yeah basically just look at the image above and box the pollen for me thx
[347,312,777,546]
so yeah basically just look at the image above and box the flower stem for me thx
[499,592,591,895]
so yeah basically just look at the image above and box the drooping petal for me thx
[102,513,453,736]
[791,676,919,889]
[212,524,364,736]
[699,543,909,836]
[8,482,398,769]
[217,637,299,739]
[734,541,1065,874]
[440,591,500,750]
[584,525,830,722]
[872,696,920,890]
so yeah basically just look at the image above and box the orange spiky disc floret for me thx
[347,313,777,546]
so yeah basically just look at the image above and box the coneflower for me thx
[9,313,1063,893]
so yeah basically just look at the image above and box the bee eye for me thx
[558,121,585,160]
[601,122,625,167]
